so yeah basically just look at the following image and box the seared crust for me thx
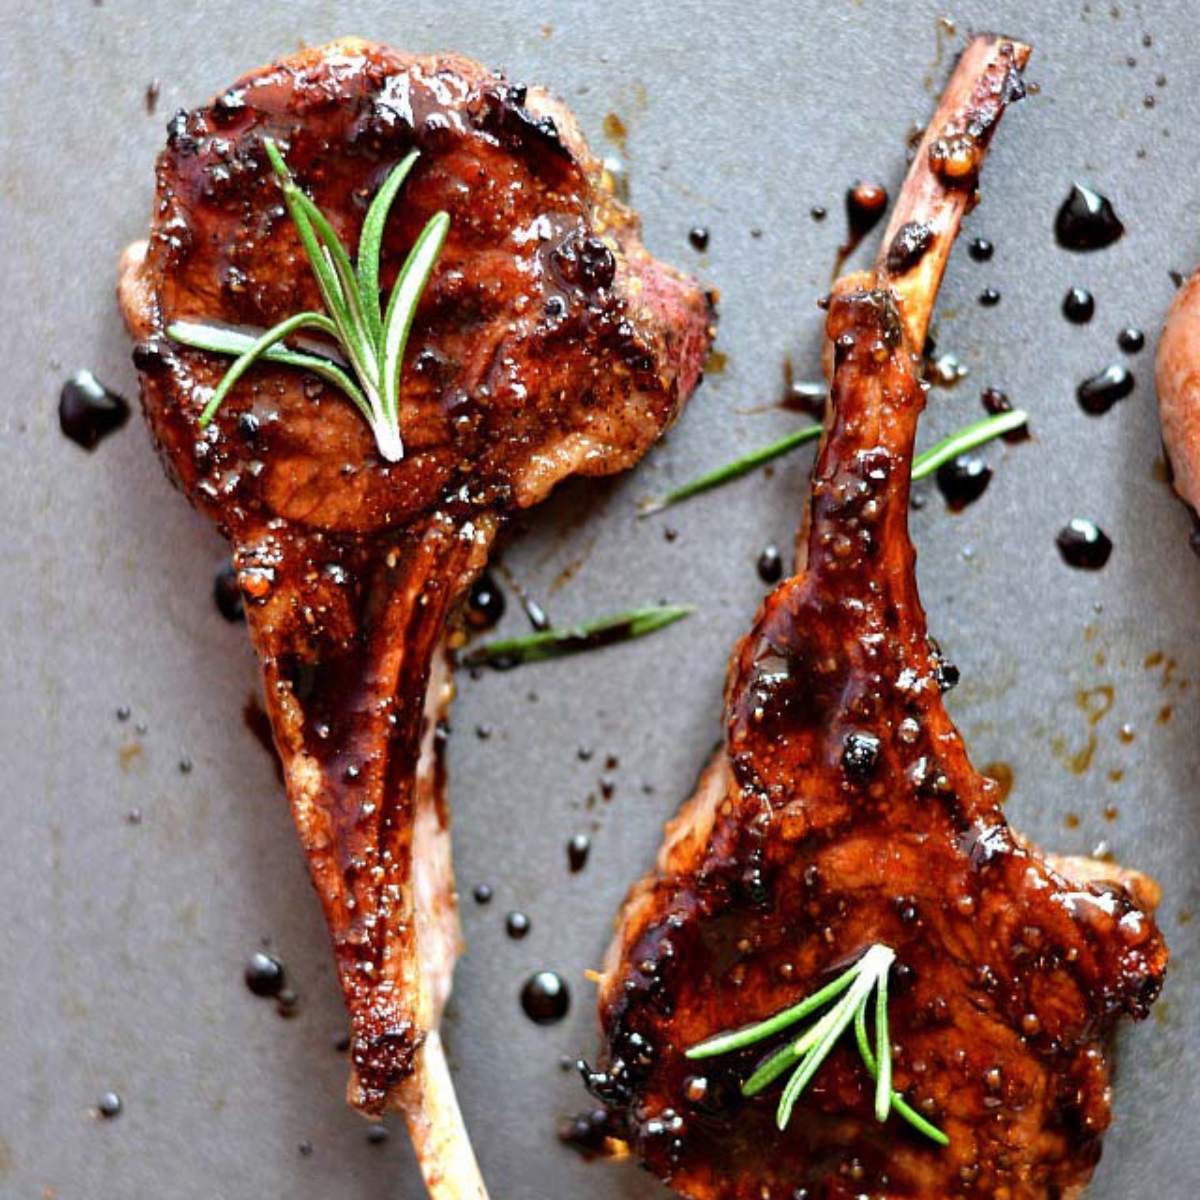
[593,36,1166,1200]
[119,37,711,1117]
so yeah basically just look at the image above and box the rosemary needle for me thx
[640,408,1028,517]
[461,604,692,669]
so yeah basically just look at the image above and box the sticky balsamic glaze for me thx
[967,237,994,261]
[1117,326,1145,353]
[244,951,286,997]
[978,287,1001,307]
[58,370,130,450]
[1055,184,1125,251]
[567,833,591,873]
[688,226,710,251]
[1062,287,1095,323]
[834,181,888,272]
[465,573,506,629]
[1056,519,1113,569]
[885,220,934,274]
[97,1091,123,1118]
[756,545,783,584]
[214,562,245,622]
[936,454,992,511]
[1077,365,1134,414]
[506,911,531,939]
[520,970,570,1024]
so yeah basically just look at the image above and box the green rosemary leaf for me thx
[741,1040,805,1097]
[460,603,691,669]
[874,964,892,1122]
[168,313,368,426]
[639,424,822,517]
[358,151,420,350]
[688,957,861,1060]
[381,210,451,432]
[910,409,1028,481]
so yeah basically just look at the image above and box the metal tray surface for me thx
[2,1,1198,1196]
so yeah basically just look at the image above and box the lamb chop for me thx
[117,37,711,1198]
[589,35,1166,1200]
[1156,268,1200,518]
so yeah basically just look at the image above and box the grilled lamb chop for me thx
[1156,268,1200,516]
[589,35,1166,1200]
[117,37,711,1198]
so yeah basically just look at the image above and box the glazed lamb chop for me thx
[589,35,1166,1200]
[1156,268,1200,518]
[117,37,711,1199]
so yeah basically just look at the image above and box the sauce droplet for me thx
[967,237,994,262]
[567,834,591,873]
[244,951,286,997]
[465,573,506,630]
[834,181,888,274]
[1055,184,1125,251]
[97,1091,123,1119]
[936,455,992,511]
[978,287,1001,307]
[687,226,710,251]
[505,911,531,939]
[1077,365,1134,414]
[1062,287,1095,324]
[473,883,493,904]
[1056,519,1113,569]
[520,970,571,1024]
[59,370,130,450]
[1117,326,1145,353]
[757,545,783,584]
[214,561,245,622]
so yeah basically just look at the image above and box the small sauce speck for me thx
[567,834,591,873]
[936,455,992,511]
[968,237,994,262]
[473,883,493,905]
[520,971,570,1024]
[1062,287,1095,324]
[757,545,783,584]
[1077,365,1134,414]
[1056,519,1113,569]
[506,911,531,939]
[688,226,710,251]
[97,1091,123,1119]
[59,370,130,450]
[244,951,286,997]
[465,573,506,629]
[1055,183,1125,250]
[978,287,1001,307]
[1117,326,1145,353]
[214,562,245,622]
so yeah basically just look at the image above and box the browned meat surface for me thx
[1156,268,1200,515]
[117,36,711,1197]
[590,36,1166,1200]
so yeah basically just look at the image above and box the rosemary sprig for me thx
[686,943,948,1146]
[640,408,1028,517]
[167,138,450,463]
[461,604,692,669]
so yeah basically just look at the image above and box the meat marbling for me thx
[117,37,711,1198]
[589,35,1166,1200]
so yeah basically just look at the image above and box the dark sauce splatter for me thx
[1062,287,1095,324]
[936,455,992,512]
[1056,519,1113,569]
[978,287,1001,307]
[244,952,286,997]
[1077,365,1134,414]
[520,971,570,1024]
[834,181,888,275]
[567,833,591,873]
[757,545,783,584]
[97,1091,123,1119]
[688,226,710,251]
[473,883,493,904]
[1117,326,1145,353]
[465,573,506,630]
[967,237,994,262]
[506,911,531,939]
[59,370,130,450]
[144,79,160,114]
[214,561,245,622]
[1055,184,1125,251]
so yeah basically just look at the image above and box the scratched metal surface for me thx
[2,1,1198,1196]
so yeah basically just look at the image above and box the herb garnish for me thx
[686,943,948,1145]
[168,138,449,463]
[462,604,692,669]
[640,409,1028,516]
